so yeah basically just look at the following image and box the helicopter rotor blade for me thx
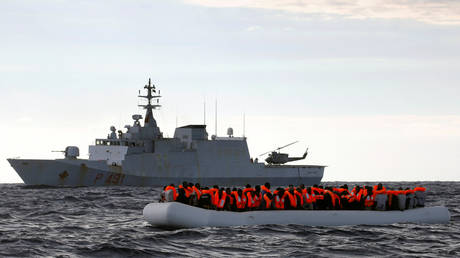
[259,140,299,156]
[258,150,272,157]
[276,141,298,151]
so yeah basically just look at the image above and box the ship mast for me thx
[138,78,161,128]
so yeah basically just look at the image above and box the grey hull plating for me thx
[7,158,324,187]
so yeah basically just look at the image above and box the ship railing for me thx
[214,137,246,141]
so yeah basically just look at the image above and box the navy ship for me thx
[7,79,325,186]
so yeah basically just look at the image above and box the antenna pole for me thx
[138,78,161,127]
[243,113,246,138]
[204,101,206,125]
[215,99,217,136]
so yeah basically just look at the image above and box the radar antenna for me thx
[138,78,161,127]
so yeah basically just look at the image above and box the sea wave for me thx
[0,182,458,257]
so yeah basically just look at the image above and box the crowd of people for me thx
[160,182,427,212]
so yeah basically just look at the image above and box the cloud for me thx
[246,25,262,31]
[185,0,460,25]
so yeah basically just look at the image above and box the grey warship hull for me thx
[8,79,325,187]
[8,158,324,187]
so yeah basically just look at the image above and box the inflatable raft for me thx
[143,202,450,228]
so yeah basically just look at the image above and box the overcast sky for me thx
[1,0,459,183]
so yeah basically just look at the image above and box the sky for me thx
[1,0,459,183]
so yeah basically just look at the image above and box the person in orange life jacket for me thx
[393,187,407,211]
[243,184,256,210]
[224,188,233,211]
[187,182,199,206]
[274,188,285,210]
[215,188,227,210]
[339,184,350,197]
[209,185,219,205]
[302,187,315,210]
[211,187,220,207]
[192,183,201,200]
[364,188,375,210]
[373,186,387,211]
[386,189,399,210]
[230,188,238,211]
[210,185,219,195]
[349,185,364,210]
[235,189,247,211]
[403,187,415,209]
[338,185,351,210]
[295,187,304,209]
[243,184,255,197]
[164,184,178,202]
[179,181,193,204]
[198,187,212,209]
[246,190,256,210]
[312,185,325,209]
[261,192,274,210]
[332,189,342,209]
[253,185,262,209]
[176,187,188,204]
[298,184,305,196]
[322,187,336,210]
[283,186,297,210]
[261,182,271,197]
[179,181,193,197]
[373,183,386,192]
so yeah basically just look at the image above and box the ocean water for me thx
[0,181,458,257]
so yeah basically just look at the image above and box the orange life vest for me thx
[283,191,297,208]
[414,187,426,192]
[351,188,363,202]
[243,188,255,196]
[373,189,386,197]
[246,192,256,208]
[364,195,375,207]
[215,192,227,209]
[294,190,303,206]
[179,185,193,198]
[165,186,178,200]
[387,190,397,207]
[274,195,285,209]
[323,190,336,207]
[191,186,201,199]
[373,185,387,191]
[404,189,415,195]
[209,188,218,203]
[233,193,247,209]
[303,191,314,204]
[253,192,262,208]
[263,194,272,209]
[261,185,271,194]
[312,187,324,200]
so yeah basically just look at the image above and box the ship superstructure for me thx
[8,79,325,186]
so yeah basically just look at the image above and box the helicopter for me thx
[259,141,309,165]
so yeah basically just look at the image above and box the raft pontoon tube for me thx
[143,202,450,228]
